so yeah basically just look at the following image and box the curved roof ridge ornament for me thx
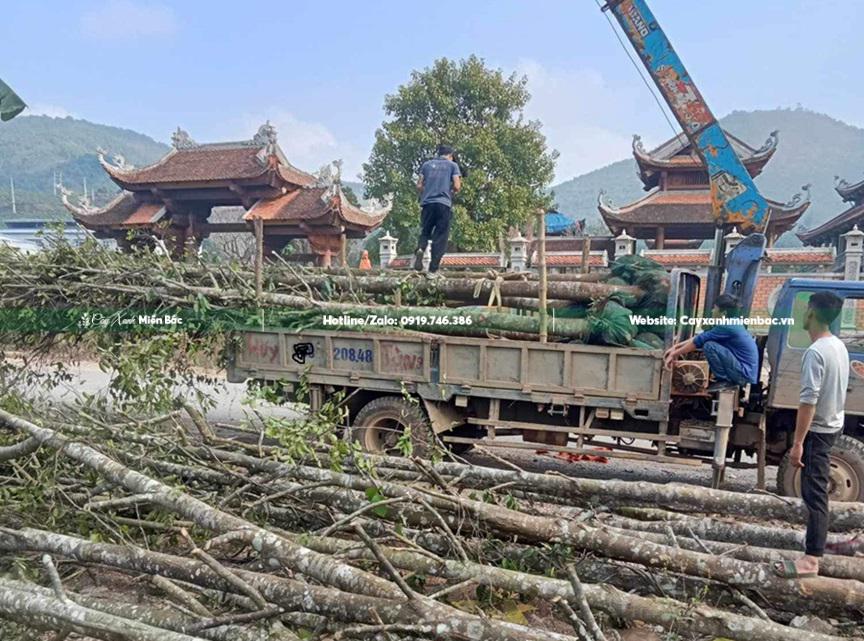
[96,146,135,174]
[782,183,811,209]
[632,134,647,155]
[597,189,619,213]
[360,194,393,216]
[314,160,342,189]
[57,181,97,216]
[171,127,197,150]
[253,121,278,149]
[171,127,198,149]
[754,130,780,156]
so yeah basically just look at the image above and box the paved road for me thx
[14,359,302,425]
[19,359,771,492]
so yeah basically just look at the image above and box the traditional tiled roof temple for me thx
[797,175,864,249]
[598,130,810,248]
[61,123,389,261]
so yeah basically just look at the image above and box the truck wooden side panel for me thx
[231,329,663,404]
[437,337,660,399]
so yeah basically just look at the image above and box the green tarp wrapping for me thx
[0,78,26,121]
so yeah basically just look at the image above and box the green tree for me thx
[341,183,360,207]
[362,56,557,253]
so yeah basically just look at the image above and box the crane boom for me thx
[602,0,769,234]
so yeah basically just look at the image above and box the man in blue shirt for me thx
[664,293,760,389]
[414,145,462,274]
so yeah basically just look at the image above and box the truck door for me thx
[770,288,864,417]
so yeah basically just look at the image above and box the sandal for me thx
[772,559,818,579]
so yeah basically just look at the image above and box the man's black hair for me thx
[436,144,454,157]
[714,293,741,315]
[808,291,843,325]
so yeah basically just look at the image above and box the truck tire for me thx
[351,396,434,458]
[777,434,864,502]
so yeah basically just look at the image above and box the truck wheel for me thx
[777,434,864,502]
[351,396,434,458]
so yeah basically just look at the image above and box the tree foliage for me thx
[363,56,557,253]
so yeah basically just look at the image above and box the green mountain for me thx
[550,108,864,246]
[0,115,168,220]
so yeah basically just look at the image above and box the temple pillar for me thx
[340,233,347,267]
[654,226,665,250]
[307,233,343,267]
[841,225,863,329]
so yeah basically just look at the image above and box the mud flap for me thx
[422,400,466,434]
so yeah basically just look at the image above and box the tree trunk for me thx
[356,454,864,530]
[206,447,864,616]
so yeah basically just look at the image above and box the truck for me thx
[227,274,864,502]
[229,0,864,502]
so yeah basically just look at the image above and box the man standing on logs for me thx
[774,291,849,579]
[414,145,462,274]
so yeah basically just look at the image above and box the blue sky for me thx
[4,0,863,182]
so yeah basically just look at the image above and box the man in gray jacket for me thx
[774,291,849,578]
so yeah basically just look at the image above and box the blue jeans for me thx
[702,341,749,386]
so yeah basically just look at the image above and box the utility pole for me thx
[10,176,16,216]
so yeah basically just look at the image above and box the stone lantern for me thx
[378,231,398,269]
[614,229,635,259]
[508,230,529,272]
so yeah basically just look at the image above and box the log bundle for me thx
[0,238,670,347]
[1,403,863,641]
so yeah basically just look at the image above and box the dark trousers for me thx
[802,430,837,557]
[417,203,452,272]
[702,341,749,386]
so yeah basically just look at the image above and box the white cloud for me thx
[23,103,74,119]
[516,60,638,182]
[80,0,177,41]
[236,110,367,180]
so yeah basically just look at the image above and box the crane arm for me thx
[602,0,769,233]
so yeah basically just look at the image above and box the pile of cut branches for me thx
[1,400,863,641]
[0,237,668,347]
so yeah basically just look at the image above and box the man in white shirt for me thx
[774,291,849,579]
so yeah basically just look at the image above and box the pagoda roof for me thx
[244,183,390,235]
[835,174,864,204]
[598,186,810,240]
[99,123,316,191]
[797,202,864,246]
[61,190,167,229]
[633,129,778,190]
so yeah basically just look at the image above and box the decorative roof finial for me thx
[757,130,780,154]
[315,160,344,189]
[253,121,278,148]
[171,127,197,149]
[785,184,812,208]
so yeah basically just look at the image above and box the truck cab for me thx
[764,279,864,500]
